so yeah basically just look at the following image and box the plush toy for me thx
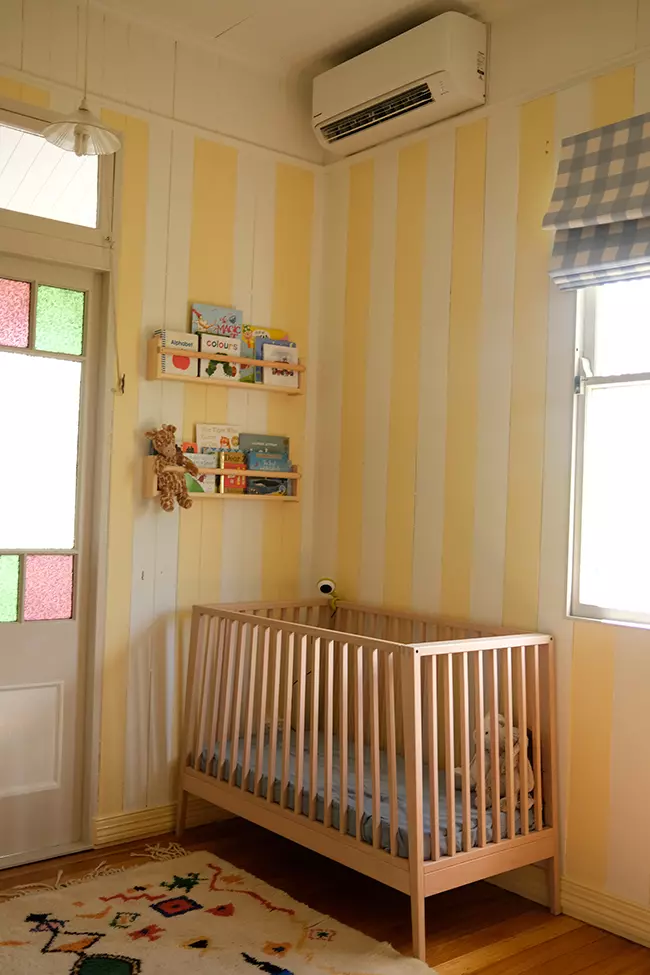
[145,424,199,512]
[455,713,535,812]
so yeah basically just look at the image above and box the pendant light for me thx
[43,0,121,157]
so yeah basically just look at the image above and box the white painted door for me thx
[0,254,100,866]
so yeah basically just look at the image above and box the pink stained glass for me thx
[0,278,30,348]
[23,555,74,621]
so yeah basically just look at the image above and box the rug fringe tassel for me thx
[0,843,190,902]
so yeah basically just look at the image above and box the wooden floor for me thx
[2,818,650,973]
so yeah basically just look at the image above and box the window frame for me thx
[571,286,650,627]
[0,99,114,251]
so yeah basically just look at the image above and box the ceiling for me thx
[95,0,544,76]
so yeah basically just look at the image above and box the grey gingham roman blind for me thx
[543,112,650,290]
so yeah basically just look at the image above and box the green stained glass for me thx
[0,555,19,622]
[35,285,85,355]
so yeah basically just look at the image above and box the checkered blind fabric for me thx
[543,112,650,290]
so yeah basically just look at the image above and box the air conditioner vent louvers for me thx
[320,82,434,144]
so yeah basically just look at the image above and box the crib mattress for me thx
[202,731,532,859]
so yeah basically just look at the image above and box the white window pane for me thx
[595,278,650,376]
[0,124,97,229]
[579,384,650,614]
[0,352,81,549]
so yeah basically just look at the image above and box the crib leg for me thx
[547,856,561,915]
[410,893,426,961]
[176,790,188,838]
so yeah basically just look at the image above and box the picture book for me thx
[183,452,216,494]
[220,451,246,494]
[241,324,288,384]
[154,329,199,377]
[182,441,198,454]
[247,477,288,496]
[199,334,241,382]
[238,433,289,456]
[247,449,291,472]
[196,424,240,453]
[254,338,295,383]
[191,304,243,340]
[263,343,299,388]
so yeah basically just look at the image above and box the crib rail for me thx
[180,603,555,878]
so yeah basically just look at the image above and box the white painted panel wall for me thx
[0,0,322,163]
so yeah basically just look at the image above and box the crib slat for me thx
[443,653,456,858]
[324,640,334,827]
[489,652,501,842]
[309,638,321,820]
[267,629,283,803]
[182,610,204,771]
[532,643,543,831]
[206,617,226,776]
[386,650,399,856]
[517,645,529,835]
[229,622,246,787]
[503,646,515,839]
[339,642,349,835]
[427,656,440,860]
[254,626,270,797]
[192,615,211,771]
[354,644,364,844]
[294,635,307,815]
[370,646,381,848]
[241,623,259,793]
[459,652,471,853]
[473,650,487,847]
[216,621,234,781]
[281,632,295,809]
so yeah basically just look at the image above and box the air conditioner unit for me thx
[312,12,487,156]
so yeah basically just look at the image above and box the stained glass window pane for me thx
[23,555,73,621]
[0,277,30,348]
[0,352,81,548]
[0,555,19,623]
[34,285,84,355]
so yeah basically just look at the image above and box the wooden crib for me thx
[176,600,559,960]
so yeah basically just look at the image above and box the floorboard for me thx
[1,819,649,973]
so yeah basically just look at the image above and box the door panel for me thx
[0,254,100,865]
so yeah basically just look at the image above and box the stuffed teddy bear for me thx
[455,712,535,812]
[145,424,199,512]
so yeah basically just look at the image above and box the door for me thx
[0,254,101,866]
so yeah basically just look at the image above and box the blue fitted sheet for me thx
[202,730,535,859]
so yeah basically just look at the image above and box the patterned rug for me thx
[0,847,433,973]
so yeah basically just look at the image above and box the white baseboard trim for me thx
[489,865,650,948]
[93,797,232,847]
[488,864,550,906]
[562,877,650,948]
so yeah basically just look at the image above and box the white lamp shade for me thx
[42,101,121,157]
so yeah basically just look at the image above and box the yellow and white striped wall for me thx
[314,61,650,916]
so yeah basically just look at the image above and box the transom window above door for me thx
[0,273,87,623]
[0,120,99,229]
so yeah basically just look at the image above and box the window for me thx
[0,121,98,228]
[572,278,650,625]
[0,272,86,622]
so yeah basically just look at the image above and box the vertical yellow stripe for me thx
[384,141,428,609]
[566,66,635,890]
[593,66,636,126]
[98,112,149,814]
[565,621,616,887]
[440,120,487,618]
[263,163,315,600]
[177,139,238,613]
[0,77,49,107]
[502,95,555,630]
[337,161,374,600]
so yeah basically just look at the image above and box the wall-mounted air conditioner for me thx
[312,12,487,156]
